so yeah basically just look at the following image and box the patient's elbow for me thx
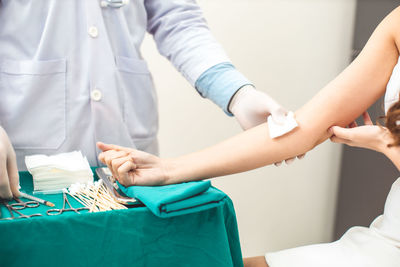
[297,124,330,154]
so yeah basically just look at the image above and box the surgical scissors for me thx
[47,192,89,216]
[0,198,42,220]
[10,197,40,210]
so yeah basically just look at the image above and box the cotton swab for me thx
[68,181,127,212]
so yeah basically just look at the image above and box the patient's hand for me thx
[97,142,168,186]
[329,111,393,153]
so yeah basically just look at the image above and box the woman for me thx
[98,6,400,267]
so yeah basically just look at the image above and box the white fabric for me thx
[385,56,400,114]
[266,56,400,267]
[0,0,230,169]
[266,178,400,267]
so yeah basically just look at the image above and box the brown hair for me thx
[386,99,400,147]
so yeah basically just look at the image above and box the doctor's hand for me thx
[229,85,304,165]
[0,126,20,199]
[97,142,168,186]
[329,111,392,153]
[229,85,288,130]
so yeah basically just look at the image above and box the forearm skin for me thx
[164,7,400,184]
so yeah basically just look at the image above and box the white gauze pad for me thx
[267,111,298,139]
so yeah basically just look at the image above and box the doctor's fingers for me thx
[7,151,20,197]
[270,106,289,125]
[111,156,136,180]
[117,161,137,186]
[285,153,307,164]
[274,158,294,166]
[0,154,12,199]
[274,161,283,167]
[297,154,306,160]
[275,153,306,166]
[285,157,296,165]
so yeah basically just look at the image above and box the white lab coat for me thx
[0,0,230,169]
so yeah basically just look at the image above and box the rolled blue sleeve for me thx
[195,63,253,116]
[145,1,253,115]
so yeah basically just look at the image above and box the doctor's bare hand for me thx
[0,126,20,199]
[97,142,168,186]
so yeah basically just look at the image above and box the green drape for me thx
[0,171,244,267]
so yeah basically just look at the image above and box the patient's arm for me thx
[162,7,400,184]
[98,7,400,186]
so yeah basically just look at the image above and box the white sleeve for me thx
[266,227,400,267]
[265,241,349,267]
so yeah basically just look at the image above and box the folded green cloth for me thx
[118,181,227,218]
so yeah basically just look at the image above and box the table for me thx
[0,171,244,267]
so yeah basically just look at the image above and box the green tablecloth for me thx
[0,171,243,267]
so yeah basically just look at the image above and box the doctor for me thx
[0,0,290,199]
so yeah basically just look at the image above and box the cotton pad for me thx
[267,111,298,139]
[25,151,93,192]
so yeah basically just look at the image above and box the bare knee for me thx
[243,256,269,267]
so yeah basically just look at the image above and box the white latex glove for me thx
[229,85,305,165]
[229,85,287,130]
[0,126,20,199]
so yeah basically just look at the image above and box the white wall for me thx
[141,0,356,257]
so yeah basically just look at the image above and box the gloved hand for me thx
[229,85,287,130]
[0,126,20,199]
[229,85,305,165]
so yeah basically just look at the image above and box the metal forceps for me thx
[10,197,40,210]
[47,192,89,216]
[0,198,42,220]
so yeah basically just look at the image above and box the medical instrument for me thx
[46,191,89,216]
[96,167,138,205]
[19,192,55,207]
[100,0,129,8]
[268,111,298,139]
[68,180,128,212]
[0,199,42,220]
[10,197,39,210]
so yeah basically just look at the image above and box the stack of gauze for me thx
[25,151,93,192]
